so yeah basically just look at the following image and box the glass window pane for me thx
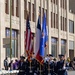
[6,29,10,37]
[51,38,57,57]
[12,30,15,38]
[6,48,10,57]
[61,40,66,44]
[61,46,66,55]
[51,38,57,43]
[61,40,66,55]
[51,44,57,57]
[12,40,15,57]
[69,20,74,33]
[69,41,74,50]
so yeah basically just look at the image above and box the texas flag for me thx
[35,16,43,63]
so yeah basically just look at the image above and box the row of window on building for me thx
[5,0,74,33]
[5,0,67,20]
[5,28,74,58]
[5,0,35,21]
[51,38,74,58]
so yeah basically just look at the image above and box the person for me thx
[9,60,14,70]
[13,59,19,70]
[53,58,58,74]
[66,57,70,70]
[31,53,38,75]
[43,60,48,75]
[49,54,56,75]
[18,56,26,75]
[4,57,9,70]
[56,54,68,75]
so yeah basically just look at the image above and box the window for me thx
[39,7,41,22]
[69,41,74,50]
[46,10,47,26]
[42,8,44,18]
[69,20,74,33]
[65,0,66,9]
[24,0,27,19]
[65,18,67,31]
[16,0,19,17]
[54,13,55,28]
[61,16,63,30]
[5,0,9,14]
[53,0,55,4]
[63,17,64,31]
[56,14,58,29]
[6,29,18,57]
[63,0,64,9]
[28,2,31,20]
[32,4,35,22]
[12,0,14,16]
[61,40,66,55]
[51,38,57,57]
[60,0,66,9]
[51,0,52,2]
[60,0,62,8]
[56,0,58,5]
[51,12,53,28]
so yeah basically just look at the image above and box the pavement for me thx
[0,70,75,75]
[68,71,75,75]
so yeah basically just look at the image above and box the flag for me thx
[35,16,43,63]
[40,13,48,61]
[25,15,34,57]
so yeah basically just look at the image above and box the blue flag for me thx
[40,13,48,58]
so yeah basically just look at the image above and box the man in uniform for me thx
[56,54,68,75]
[49,54,56,75]
[18,56,25,75]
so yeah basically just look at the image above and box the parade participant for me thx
[25,57,30,75]
[44,54,50,62]
[49,54,56,75]
[43,60,48,75]
[53,58,58,74]
[18,56,25,75]
[31,53,38,75]
[56,54,68,75]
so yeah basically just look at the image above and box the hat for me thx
[20,56,25,59]
[49,54,53,57]
[58,54,64,57]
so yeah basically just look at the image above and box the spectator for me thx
[13,59,19,70]
[4,56,9,70]
[69,60,74,70]
[9,60,14,70]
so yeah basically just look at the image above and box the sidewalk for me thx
[68,71,75,75]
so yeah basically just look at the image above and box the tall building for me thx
[0,0,75,69]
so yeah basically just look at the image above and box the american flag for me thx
[25,15,34,57]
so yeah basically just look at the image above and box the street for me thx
[68,71,75,75]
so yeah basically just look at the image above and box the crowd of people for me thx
[3,54,75,75]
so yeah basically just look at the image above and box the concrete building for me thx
[0,0,75,69]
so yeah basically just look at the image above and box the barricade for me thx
[0,70,19,75]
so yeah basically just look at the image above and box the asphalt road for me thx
[68,71,75,75]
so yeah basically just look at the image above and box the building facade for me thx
[0,0,75,69]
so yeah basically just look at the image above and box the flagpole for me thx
[30,59,32,73]
[10,0,12,61]
[40,64,41,75]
